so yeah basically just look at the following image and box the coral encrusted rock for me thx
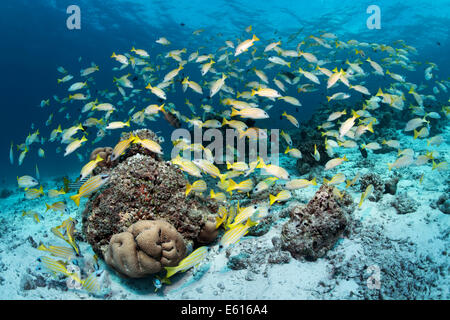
[104,220,186,278]
[281,185,349,261]
[82,129,219,269]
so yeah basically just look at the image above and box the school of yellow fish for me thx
[12,25,449,289]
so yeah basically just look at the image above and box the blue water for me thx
[1,0,449,183]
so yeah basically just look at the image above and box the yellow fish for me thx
[226,179,253,194]
[111,133,136,161]
[269,190,292,206]
[185,180,207,196]
[70,174,109,206]
[80,154,103,180]
[164,246,209,278]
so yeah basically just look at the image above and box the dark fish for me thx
[67,176,90,191]
[280,71,296,81]
[180,23,185,26]
[162,110,181,128]
[132,76,138,81]
[359,146,368,158]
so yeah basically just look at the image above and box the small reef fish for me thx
[22,210,41,223]
[325,156,348,170]
[45,201,68,215]
[164,246,209,278]
[80,154,104,180]
[38,244,77,260]
[210,189,227,202]
[269,190,292,206]
[257,157,290,180]
[133,136,163,154]
[226,179,253,194]
[25,185,44,199]
[17,175,39,189]
[285,177,317,190]
[285,146,302,159]
[70,174,110,206]
[215,206,228,229]
[359,184,374,208]
[219,218,258,249]
[111,134,136,161]
[387,155,414,171]
[324,173,346,186]
[185,180,207,196]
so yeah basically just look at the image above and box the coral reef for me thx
[391,192,419,214]
[280,185,350,261]
[105,220,186,278]
[82,129,218,263]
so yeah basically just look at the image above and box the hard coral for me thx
[391,193,418,215]
[105,220,186,278]
[281,185,349,261]
[90,147,113,168]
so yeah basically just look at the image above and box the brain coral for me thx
[105,220,186,278]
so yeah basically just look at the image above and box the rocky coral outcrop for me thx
[435,193,450,214]
[359,173,399,202]
[82,129,219,271]
[281,185,350,261]
[391,192,419,215]
[105,220,186,278]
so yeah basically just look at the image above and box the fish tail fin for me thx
[185,183,192,196]
[222,118,228,126]
[343,155,348,161]
[111,52,116,58]
[230,108,239,117]
[164,266,178,279]
[218,174,227,183]
[432,160,437,170]
[70,194,81,207]
[45,203,51,212]
[226,179,237,193]
[366,121,374,133]
[284,146,290,154]
[252,34,259,41]
[345,180,351,188]
[256,157,264,168]
[251,89,256,96]
[269,194,277,205]
[323,178,329,185]
[287,62,291,68]
[413,129,419,139]
[311,177,317,186]
[358,195,365,208]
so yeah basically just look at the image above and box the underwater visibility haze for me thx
[0,0,449,300]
